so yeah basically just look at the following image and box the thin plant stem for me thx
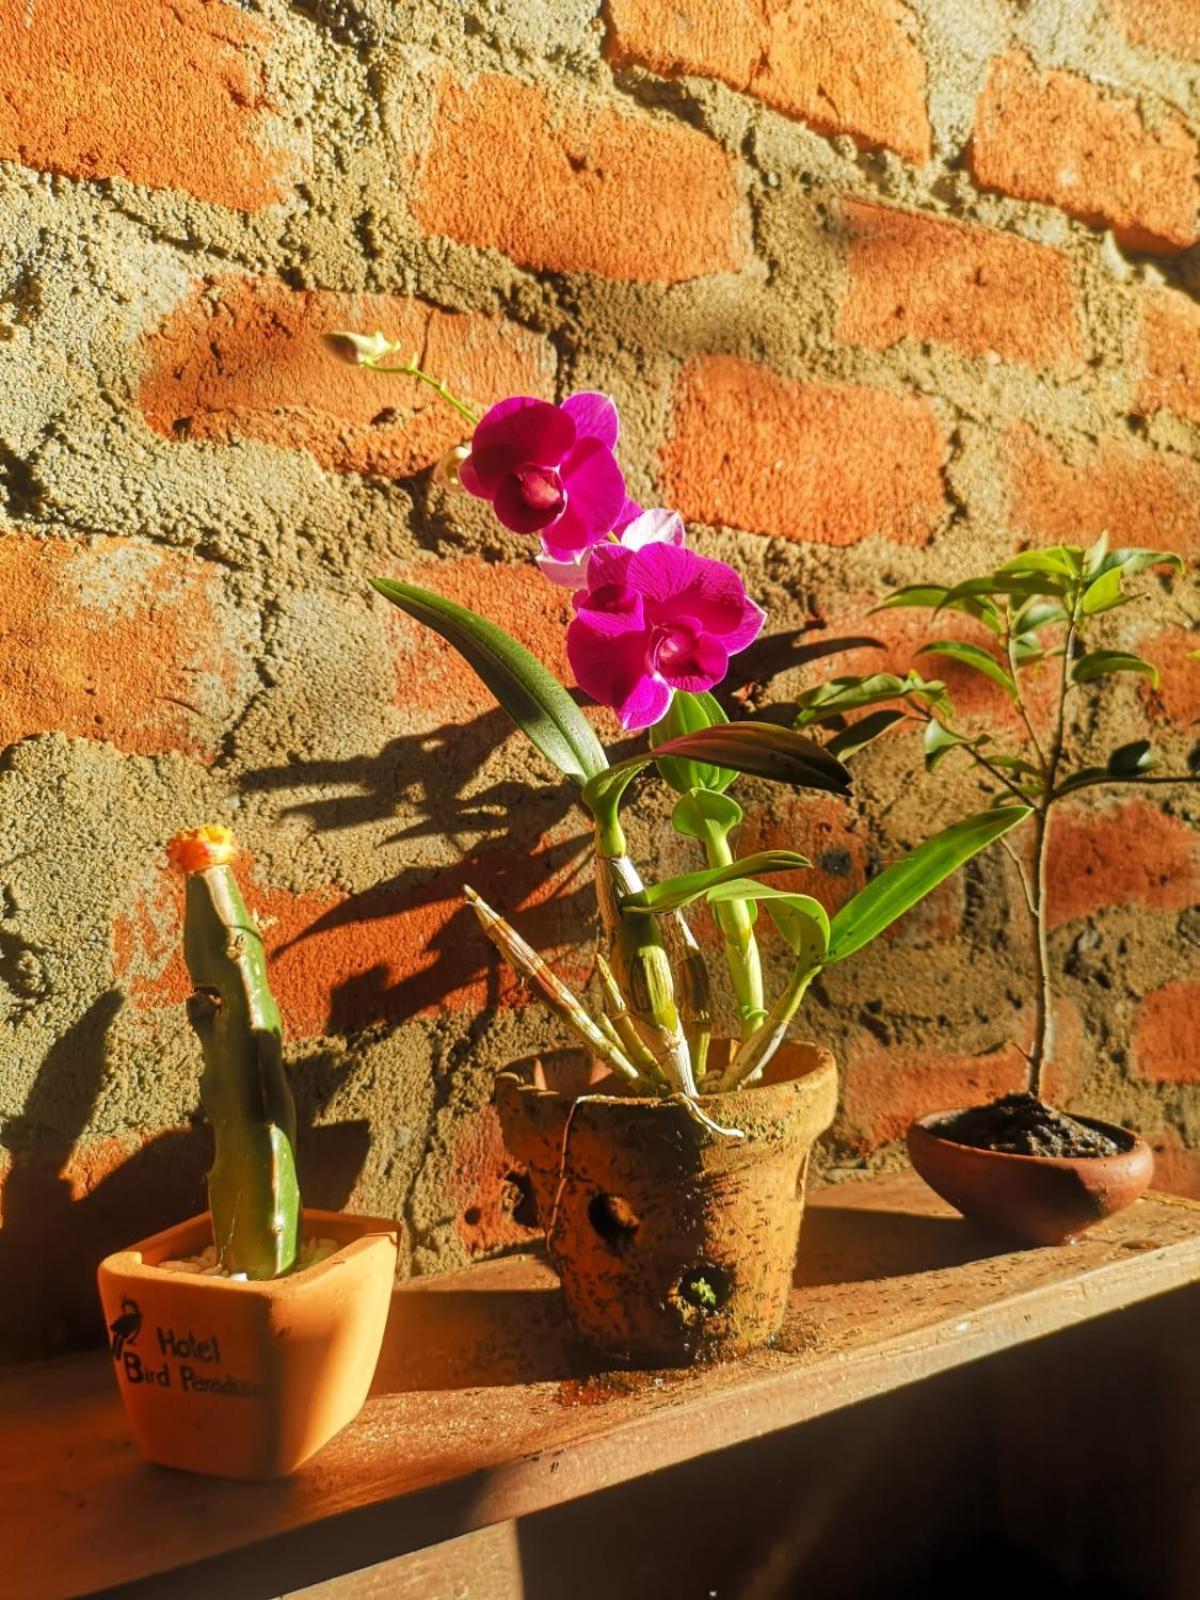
[361,359,480,426]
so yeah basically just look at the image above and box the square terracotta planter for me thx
[97,1208,398,1479]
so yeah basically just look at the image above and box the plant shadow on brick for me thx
[0,991,369,1362]
[796,539,1195,1243]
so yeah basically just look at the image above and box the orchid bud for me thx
[435,442,471,491]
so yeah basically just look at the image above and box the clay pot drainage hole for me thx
[587,1192,641,1251]
[675,1264,733,1315]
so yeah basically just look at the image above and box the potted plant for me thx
[794,540,1195,1244]
[344,337,1029,1362]
[97,827,398,1478]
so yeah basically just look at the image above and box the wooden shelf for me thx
[5,1173,1200,1599]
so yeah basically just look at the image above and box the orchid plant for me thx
[794,541,1196,1104]
[341,333,1030,1115]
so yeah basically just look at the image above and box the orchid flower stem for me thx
[696,812,766,1039]
[362,358,480,426]
[719,962,821,1091]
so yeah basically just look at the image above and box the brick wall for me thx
[0,0,1197,1360]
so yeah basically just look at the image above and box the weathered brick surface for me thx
[659,355,947,545]
[1141,627,1200,727]
[1005,425,1200,557]
[0,535,244,759]
[1136,288,1200,426]
[836,199,1082,369]
[1135,980,1200,1082]
[971,51,1199,254]
[605,0,931,165]
[411,73,751,283]
[1111,0,1200,63]
[0,0,297,209]
[1046,800,1200,928]
[140,279,555,477]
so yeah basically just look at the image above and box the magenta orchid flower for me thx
[567,541,766,730]
[537,505,684,587]
[459,391,634,562]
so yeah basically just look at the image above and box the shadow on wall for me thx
[0,991,371,1363]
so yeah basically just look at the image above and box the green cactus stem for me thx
[171,827,300,1279]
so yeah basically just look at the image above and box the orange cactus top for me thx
[167,824,238,874]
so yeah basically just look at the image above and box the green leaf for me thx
[827,708,910,759]
[371,579,607,785]
[671,789,744,840]
[583,722,851,820]
[649,691,734,795]
[1107,739,1155,776]
[999,546,1083,579]
[1015,600,1069,631]
[825,806,1032,964]
[1090,548,1185,579]
[623,852,811,914]
[922,718,980,771]
[707,882,830,966]
[940,573,1068,608]
[873,586,1002,634]
[795,672,949,726]
[919,640,1017,698]
[1071,650,1160,689]
[1080,566,1129,616]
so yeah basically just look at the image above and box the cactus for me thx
[169,826,300,1279]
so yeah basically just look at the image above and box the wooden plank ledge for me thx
[5,1172,1200,1599]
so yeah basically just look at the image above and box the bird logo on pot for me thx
[109,1298,142,1361]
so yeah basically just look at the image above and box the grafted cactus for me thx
[168,826,300,1279]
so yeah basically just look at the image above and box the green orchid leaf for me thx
[827,708,910,760]
[707,882,830,965]
[825,805,1032,964]
[873,586,1002,634]
[371,579,607,785]
[649,691,735,795]
[623,851,812,914]
[1071,650,1160,689]
[583,721,851,820]
[919,640,1018,699]
[795,672,949,726]
[671,788,744,840]
[922,718,981,771]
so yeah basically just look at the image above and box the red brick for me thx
[1005,424,1200,558]
[113,843,590,1038]
[836,199,1083,369]
[1136,287,1200,425]
[605,0,931,165]
[0,535,243,760]
[1147,1130,1200,1198]
[970,51,1199,254]
[140,278,554,477]
[1046,799,1200,928]
[410,73,751,283]
[1135,980,1200,1082]
[737,794,866,915]
[1141,626,1200,726]
[659,355,947,545]
[843,1006,1082,1149]
[0,0,297,210]
[1111,0,1200,63]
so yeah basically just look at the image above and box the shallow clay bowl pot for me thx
[496,1040,838,1367]
[907,1111,1155,1247]
[98,1208,398,1479]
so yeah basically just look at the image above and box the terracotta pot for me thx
[97,1208,398,1479]
[907,1110,1155,1247]
[495,1040,838,1366]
